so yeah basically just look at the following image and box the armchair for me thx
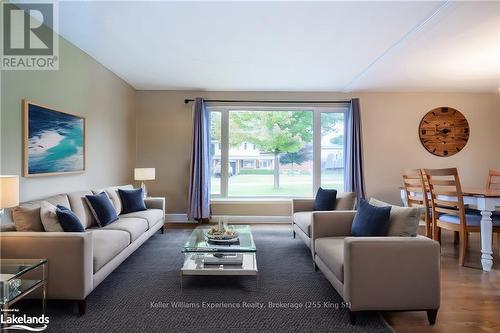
[311,212,440,325]
[291,192,356,253]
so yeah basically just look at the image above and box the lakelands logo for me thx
[1,1,59,70]
[0,313,49,331]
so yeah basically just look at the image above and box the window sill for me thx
[210,198,309,204]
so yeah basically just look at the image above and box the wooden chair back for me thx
[402,169,431,237]
[486,169,500,190]
[402,169,428,207]
[424,168,467,234]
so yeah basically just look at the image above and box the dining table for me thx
[400,187,500,272]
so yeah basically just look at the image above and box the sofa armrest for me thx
[0,232,93,300]
[292,199,314,214]
[343,236,440,311]
[311,211,356,239]
[310,211,356,259]
[144,197,165,213]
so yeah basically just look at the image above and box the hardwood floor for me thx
[166,223,500,333]
[384,229,500,333]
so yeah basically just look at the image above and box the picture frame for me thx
[23,99,86,177]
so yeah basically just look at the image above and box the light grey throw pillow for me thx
[40,201,64,232]
[369,198,422,237]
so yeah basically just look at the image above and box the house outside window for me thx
[209,105,348,198]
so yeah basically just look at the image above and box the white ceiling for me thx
[48,1,500,91]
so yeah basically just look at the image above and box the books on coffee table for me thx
[203,253,243,266]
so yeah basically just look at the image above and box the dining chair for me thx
[486,169,500,191]
[425,168,500,266]
[402,169,432,238]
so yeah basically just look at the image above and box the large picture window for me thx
[209,105,347,198]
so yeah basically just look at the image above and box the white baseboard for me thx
[211,215,291,224]
[165,214,196,223]
[165,213,291,224]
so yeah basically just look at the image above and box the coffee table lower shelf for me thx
[180,253,258,289]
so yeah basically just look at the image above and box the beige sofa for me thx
[292,192,357,255]
[0,185,165,315]
[311,211,440,325]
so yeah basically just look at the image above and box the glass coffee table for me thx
[181,225,258,288]
[1,259,48,330]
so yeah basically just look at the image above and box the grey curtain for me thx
[344,98,366,201]
[187,98,211,221]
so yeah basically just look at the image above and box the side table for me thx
[1,259,48,329]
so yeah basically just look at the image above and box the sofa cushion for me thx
[120,209,164,229]
[12,194,70,232]
[92,185,133,215]
[315,237,345,282]
[313,188,337,211]
[351,199,391,236]
[335,192,357,210]
[118,188,147,214]
[293,212,312,237]
[12,206,44,232]
[369,198,421,237]
[56,206,85,232]
[85,192,119,227]
[103,217,148,242]
[92,229,130,273]
[0,223,16,232]
[67,191,96,229]
[40,201,63,232]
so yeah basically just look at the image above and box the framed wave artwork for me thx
[23,100,86,177]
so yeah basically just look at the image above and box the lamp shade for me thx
[134,168,155,181]
[0,175,19,209]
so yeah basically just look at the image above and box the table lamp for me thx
[0,175,19,218]
[134,168,155,198]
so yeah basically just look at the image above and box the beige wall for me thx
[136,91,500,215]
[361,92,500,203]
[2,28,496,218]
[1,34,136,202]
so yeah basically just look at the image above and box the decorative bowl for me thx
[206,227,239,241]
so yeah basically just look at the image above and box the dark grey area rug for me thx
[17,228,394,332]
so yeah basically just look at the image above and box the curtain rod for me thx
[184,99,351,104]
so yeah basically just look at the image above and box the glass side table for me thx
[0,259,48,328]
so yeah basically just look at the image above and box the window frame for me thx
[318,110,348,192]
[209,104,348,199]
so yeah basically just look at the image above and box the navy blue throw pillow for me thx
[56,205,85,232]
[85,192,119,227]
[313,188,337,211]
[351,199,392,236]
[118,188,147,214]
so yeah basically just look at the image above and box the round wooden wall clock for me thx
[419,107,469,157]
